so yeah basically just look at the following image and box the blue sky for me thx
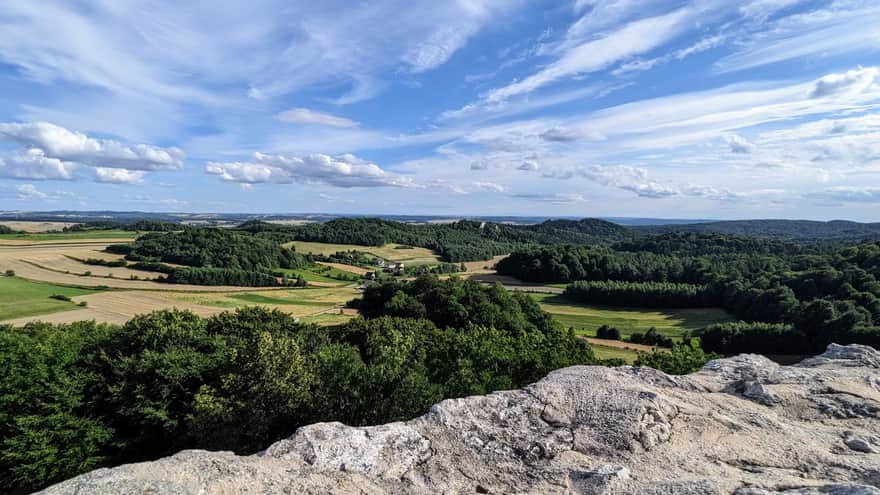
[0,0,879,220]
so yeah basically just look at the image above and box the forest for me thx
[106,228,311,286]
[239,217,631,262]
[0,276,599,494]
[498,235,880,354]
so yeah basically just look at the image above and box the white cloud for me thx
[276,108,359,128]
[0,122,184,171]
[540,126,604,142]
[715,4,880,74]
[206,152,417,188]
[470,160,490,171]
[485,8,695,102]
[509,192,586,204]
[13,183,76,201]
[518,160,540,171]
[473,181,505,193]
[809,67,879,99]
[724,134,755,154]
[15,184,48,200]
[94,168,146,185]
[0,149,76,180]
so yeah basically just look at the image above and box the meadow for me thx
[0,276,98,320]
[529,292,733,340]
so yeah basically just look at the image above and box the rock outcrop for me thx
[38,344,880,494]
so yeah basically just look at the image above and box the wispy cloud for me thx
[276,108,359,128]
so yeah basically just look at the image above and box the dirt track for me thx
[583,337,661,353]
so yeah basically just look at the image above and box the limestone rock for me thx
[37,344,880,495]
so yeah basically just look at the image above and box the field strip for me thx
[0,221,77,232]
[583,337,662,353]
[1,291,223,326]
[316,261,368,275]
[0,255,293,292]
[0,238,133,246]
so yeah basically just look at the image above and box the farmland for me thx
[285,240,441,265]
[0,276,98,321]
[529,292,733,340]
[0,232,362,326]
[0,230,139,241]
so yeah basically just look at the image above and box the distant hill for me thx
[635,219,880,242]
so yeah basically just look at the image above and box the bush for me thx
[635,342,720,375]
[4,270,14,277]
[49,294,72,302]
[596,325,621,340]
[629,327,673,347]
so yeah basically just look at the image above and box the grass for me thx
[530,293,733,340]
[166,286,359,313]
[300,311,358,326]
[285,241,440,265]
[0,230,140,241]
[591,344,640,363]
[275,264,358,286]
[0,276,99,321]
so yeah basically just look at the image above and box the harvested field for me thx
[0,242,290,292]
[0,221,77,232]
[1,290,221,326]
[2,287,361,327]
[287,241,440,265]
[460,255,508,273]
[0,230,138,241]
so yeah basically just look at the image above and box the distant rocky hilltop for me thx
[38,344,880,494]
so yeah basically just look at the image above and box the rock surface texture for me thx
[38,344,880,494]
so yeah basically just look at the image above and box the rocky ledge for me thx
[38,344,880,494]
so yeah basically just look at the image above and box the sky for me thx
[0,0,879,220]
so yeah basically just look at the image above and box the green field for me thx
[275,264,358,286]
[0,277,99,321]
[166,286,359,311]
[285,241,440,265]
[591,344,639,363]
[530,293,732,339]
[0,230,140,241]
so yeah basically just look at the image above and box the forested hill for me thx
[240,217,632,261]
[635,219,880,242]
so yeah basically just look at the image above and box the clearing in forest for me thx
[285,241,440,265]
[530,293,733,339]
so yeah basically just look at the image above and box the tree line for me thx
[498,236,880,354]
[565,280,714,308]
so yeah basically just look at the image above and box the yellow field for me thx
[0,221,77,232]
[0,241,293,292]
[3,286,360,326]
[286,241,440,265]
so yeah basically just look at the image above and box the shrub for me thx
[596,325,621,340]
